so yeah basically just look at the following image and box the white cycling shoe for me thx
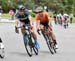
[55,44,58,49]
[0,43,4,49]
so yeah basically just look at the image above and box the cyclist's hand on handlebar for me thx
[15,26,19,34]
[37,29,41,35]
[30,25,33,29]
[30,23,34,29]
[37,29,40,32]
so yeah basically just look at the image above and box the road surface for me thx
[0,21,75,61]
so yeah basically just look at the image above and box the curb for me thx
[0,19,15,23]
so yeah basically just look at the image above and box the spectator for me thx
[11,7,16,13]
[9,9,14,20]
[9,7,16,20]
[53,15,57,24]
[69,14,73,24]
[0,6,3,20]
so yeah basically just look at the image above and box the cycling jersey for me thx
[16,13,30,24]
[36,11,50,23]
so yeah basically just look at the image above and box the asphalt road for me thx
[0,22,75,61]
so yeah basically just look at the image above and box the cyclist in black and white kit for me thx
[15,5,40,49]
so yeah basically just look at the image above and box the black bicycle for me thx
[38,26,56,54]
[0,48,4,59]
[0,38,4,59]
[18,24,38,57]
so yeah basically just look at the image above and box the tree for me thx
[0,0,75,13]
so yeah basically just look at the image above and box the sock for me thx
[53,40,57,45]
[0,38,2,43]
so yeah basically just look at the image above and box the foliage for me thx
[0,0,75,14]
[30,12,36,17]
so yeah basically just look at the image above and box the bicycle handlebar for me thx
[17,24,31,30]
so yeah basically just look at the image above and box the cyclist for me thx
[15,5,39,49]
[69,14,73,24]
[0,6,3,20]
[0,38,4,49]
[35,7,58,48]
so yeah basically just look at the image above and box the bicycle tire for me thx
[25,46,32,57]
[45,34,55,54]
[33,46,38,55]
[23,35,32,57]
[64,24,67,29]
[53,46,57,53]
[48,35,56,54]
[0,48,4,59]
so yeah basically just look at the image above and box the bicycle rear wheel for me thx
[0,48,4,58]
[31,37,38,55]
[33,46,38,55]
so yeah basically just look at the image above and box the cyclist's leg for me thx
[40,22,56,43]
[20,22,29,46]
[40,22,52,40]
[30,27,37,40]
[21,27,25,34]
[47,24,57,45]
[47,25,58,49]
[40,22,54,41]
[15,20,20,33]
[21,26,28,46]
[40,24,45,36]
[30,27,40,49]
[40,24,48,40]
[20,22,26,34]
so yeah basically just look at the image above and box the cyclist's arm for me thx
[29,15,33,26]
[35,15,40,30]
[15,20,20,27]
[49,21,52,27]
[45,12,53,28]
[15,13,20,27]
[45,12,50,21]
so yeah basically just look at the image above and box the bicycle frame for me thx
[20,24,38,56]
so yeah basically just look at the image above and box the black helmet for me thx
[18,5,25,10]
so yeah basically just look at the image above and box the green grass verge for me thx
[1,13,10,18]
[73,17,75,23]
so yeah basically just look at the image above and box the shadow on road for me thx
[8,52,28,57]
[40,50,50,54]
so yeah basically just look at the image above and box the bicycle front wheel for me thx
[45,34,55,54]
[23,35,32,57]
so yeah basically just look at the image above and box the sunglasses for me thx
[37,11,43,13]
[19,9,25,11]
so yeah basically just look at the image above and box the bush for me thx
[30,12,36,17]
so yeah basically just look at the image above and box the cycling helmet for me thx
[35,6,43,13]
[18,5,25,10]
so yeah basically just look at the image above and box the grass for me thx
[73,17,75,23]
[1,13,10,18]
[66,17,75,23]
